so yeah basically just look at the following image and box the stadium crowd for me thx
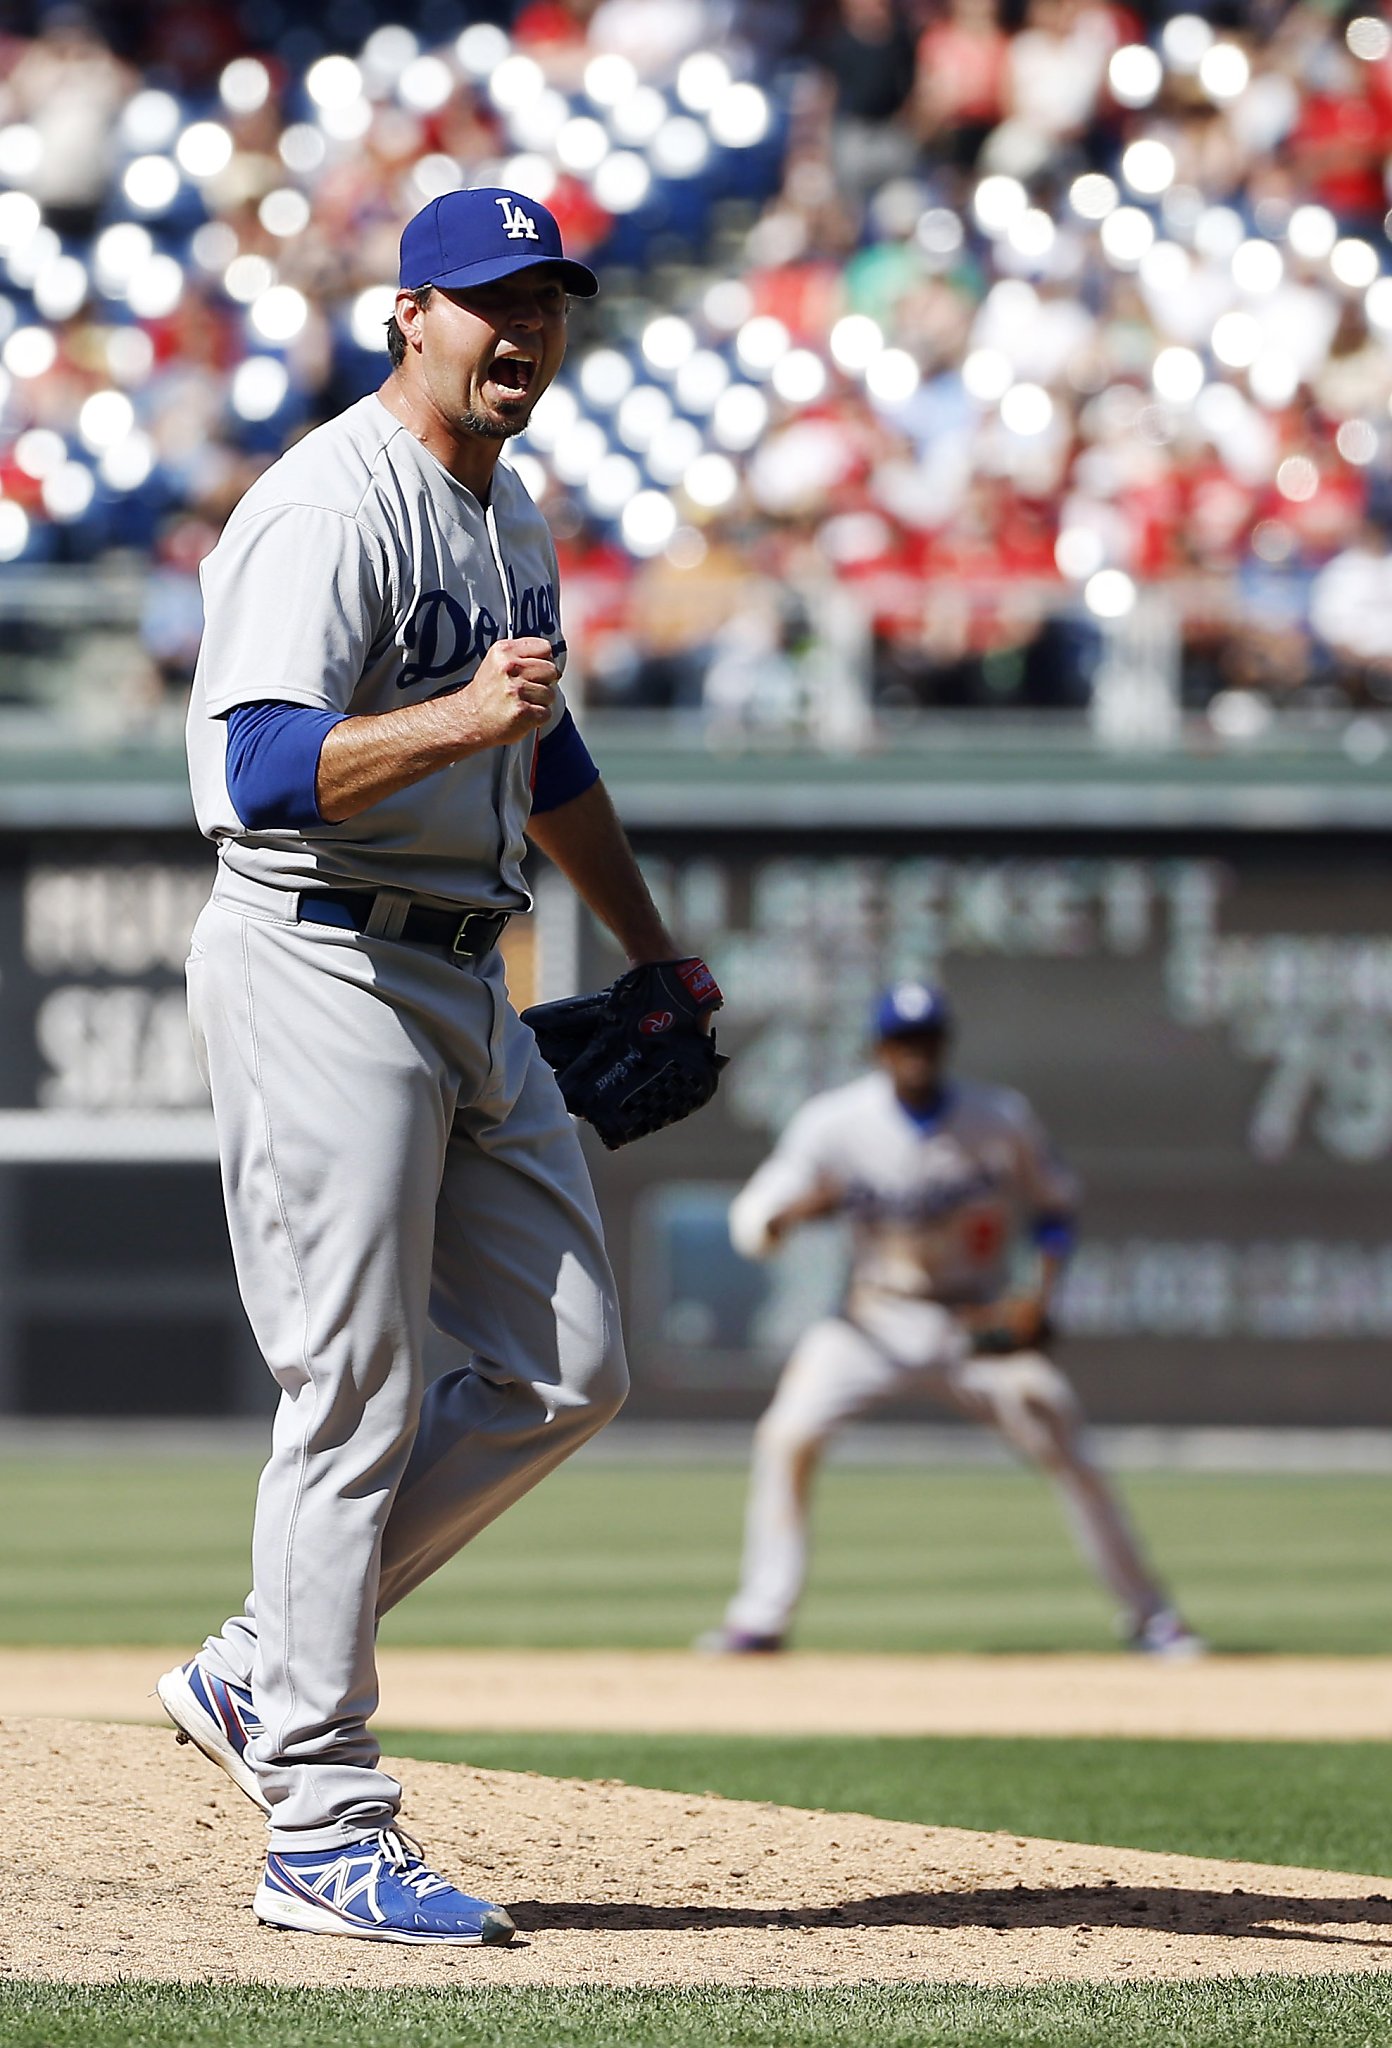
[1,0,1391,728]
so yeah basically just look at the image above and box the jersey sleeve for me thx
[198,504,389,719]
[224,700,346,828]
[531,708,599,813]
[728,1099,844,1260]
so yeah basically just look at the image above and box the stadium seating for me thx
[1,0,1390,725]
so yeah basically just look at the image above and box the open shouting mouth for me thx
[486,353,537,400]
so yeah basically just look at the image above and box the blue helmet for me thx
[873,981,953,1040]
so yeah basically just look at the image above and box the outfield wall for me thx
[1,751,1389,1424]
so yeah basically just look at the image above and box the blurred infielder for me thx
[158,189,722,1948]
[703,982,1202,1657]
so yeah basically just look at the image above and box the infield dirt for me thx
[3,1718,1389,1990]
[3,1647,1392,1740]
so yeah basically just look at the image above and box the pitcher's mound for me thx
[5,1719,1389,1988]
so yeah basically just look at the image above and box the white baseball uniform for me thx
[184,395,627,1850]
[723,1070,1172,1641]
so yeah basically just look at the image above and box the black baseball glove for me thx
[521,957,727,1150]
[964,1297,1055,1355]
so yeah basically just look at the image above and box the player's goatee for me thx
[458,408,522,441]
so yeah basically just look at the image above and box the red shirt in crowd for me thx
[1290,84,1392,221]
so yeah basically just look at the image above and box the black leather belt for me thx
[298,890,511,960]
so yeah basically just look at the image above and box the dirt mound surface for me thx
[2,1719,1389,1989]
[4,1648,1391,1740]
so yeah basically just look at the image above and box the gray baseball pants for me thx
[186,872,627,1850]
[724,1296,1168,1640]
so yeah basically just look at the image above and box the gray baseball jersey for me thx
[730,1071,1078,1304]
[180,389,628,1851]
[186,392,566,911]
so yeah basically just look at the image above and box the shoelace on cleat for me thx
[377,1827,455,1899]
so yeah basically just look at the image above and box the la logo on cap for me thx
[496,195,539,241]
[397,187,600,297]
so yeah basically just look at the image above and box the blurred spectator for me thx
[3,8,134,239]
[139,509,219,694]
[625,525,756,708]
[1288,34,1392,231]
[1315,301,1392,423]
[983,0,1117,180]
[702,584,814,729]
[513,0,593,71]
[912,0,1010,171]
[1310,522,1392,705]
[817,0,919,202]
[553,506,639,704]
[587,0,714,77]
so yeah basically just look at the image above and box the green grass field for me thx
[1,1457,1387,1654]
[376,1730,1392,1879]
[5,1456,1389,2045]
[3,1980,1391,2048]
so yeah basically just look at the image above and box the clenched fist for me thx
[315,636,562,822]
[449,636,559,751]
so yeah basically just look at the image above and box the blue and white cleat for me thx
[156,1655,269,1812]
[255,1827,516,1945]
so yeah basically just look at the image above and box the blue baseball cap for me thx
[399,187,599,298]
[874,982,953,1040]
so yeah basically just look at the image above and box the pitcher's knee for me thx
[754,1406,819,1467]
[549,1259,629,1426]
[991,1358,1083,1467]
[301,1341,422,1468]
[564,1319,629,1431]
[586,1337,629,1425]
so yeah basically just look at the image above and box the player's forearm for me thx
[316,636,559,822]
[315,698,485,822]
[526,779,680,963]
[768,1184,843,1234]
[730,1166,839,1258]
[1035,1248,1067,1309]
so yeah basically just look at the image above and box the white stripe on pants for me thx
[724,1297,1168,1640]
[188,888,627,1849]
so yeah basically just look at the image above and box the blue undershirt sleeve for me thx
[224,700,347,830]
[530,707,600,815]
[1033,1213,1078,1259]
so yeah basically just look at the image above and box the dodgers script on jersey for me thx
[731,1071,1077,1305]
[187,393,565,910]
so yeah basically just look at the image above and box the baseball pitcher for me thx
[159,189,722,1947]
[703,982,1202,1657]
